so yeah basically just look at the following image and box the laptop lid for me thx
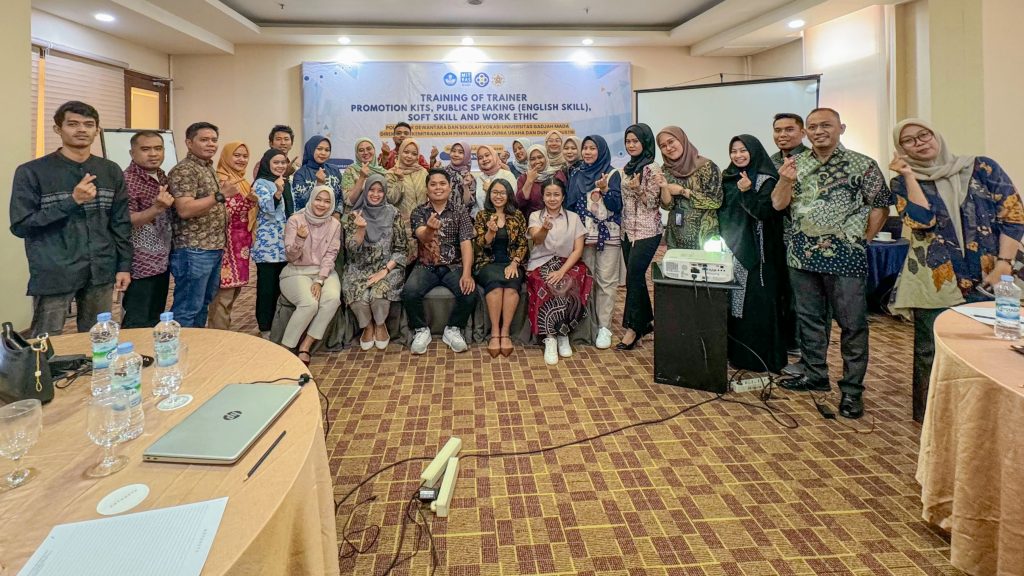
[143,383,300,465]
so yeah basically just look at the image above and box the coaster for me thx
[97,483,149,516]
[157,394,193,411]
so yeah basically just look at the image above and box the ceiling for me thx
[31,0,903,57]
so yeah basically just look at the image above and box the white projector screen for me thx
[101,128,178,173]
[635,76,820,169]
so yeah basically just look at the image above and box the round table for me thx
[0,329,340,575]
[917,304,1024,575]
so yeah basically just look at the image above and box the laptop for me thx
[144,383,301,465]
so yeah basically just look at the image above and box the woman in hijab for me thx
[516,144,566,219]
[343,174,407,351]
[618,123,663,350]
[544,130,566,169]
[559,136,584,181]
[656,126,722,249]
[473,179,529,358]
[386,139,429,260]
[280,186,343,364]
[473,144,516,217]
[292,136,342,216]
[342,137,388,207]
[507,137,532,180]
[251,148,291,338]
[719,135,788,373]
[889,118,1024,421]
[441,141,477,212]
[567,135,622,350]
[209,141,256,330]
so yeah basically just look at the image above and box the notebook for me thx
[143,383,300,464]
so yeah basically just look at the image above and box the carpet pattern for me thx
[101,267,958,575]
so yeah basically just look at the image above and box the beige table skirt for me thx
[0,328,340,576]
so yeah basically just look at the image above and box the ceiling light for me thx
[788,19,806,29]
[337,36,351,44]
[467,0,483,4]
[461,37,475,46]
[94,13,116,22]
[581,38,594,46]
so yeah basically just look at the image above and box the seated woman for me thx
[526,179,592,365]
[473,145,515,216]
[719,135,788,373]
[292,135,342,216]
[889,118,1024,422]
[279,186,343,364]
[567,135,623,350]
[559,136,583,181]
[441,140,476,212]
[342,137,388,207]
[656,126,722,249]
[507,137,532,181]
[473,179,529,358]
[343,174,408,351]
[516,144,566,220]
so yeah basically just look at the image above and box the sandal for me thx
[500,335,514,357]
[296,350,311,366]
[486,336,501,358]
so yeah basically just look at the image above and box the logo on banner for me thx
[474,73,490,87]
[460,72,472,85]
[443,73,457,86]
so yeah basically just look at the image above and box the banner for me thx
[301,61,632,168]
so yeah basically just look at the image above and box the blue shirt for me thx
[251,178,287,263]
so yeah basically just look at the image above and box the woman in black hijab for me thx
[718,134,788,373]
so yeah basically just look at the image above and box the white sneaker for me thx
[410,328,431,354]
[595,327,613,349]
[557,335,573,358]
[442,326,468,353]
[544,337,559,365]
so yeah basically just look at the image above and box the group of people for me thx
[10,100,1023,421]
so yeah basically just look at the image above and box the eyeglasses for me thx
[899,130,934,147]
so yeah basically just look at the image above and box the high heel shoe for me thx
[615,325,652,351]
[486,336,501,358]
[499,336,514,357]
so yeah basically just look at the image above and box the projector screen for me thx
[100,128,178,173]
[635,75,820,168]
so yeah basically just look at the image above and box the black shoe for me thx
[780,376,830,392]
[615,324,652,351]
[839,393,864,419]
[781,362,805,378]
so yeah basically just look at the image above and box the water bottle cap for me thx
[117,342,134,353]
[160,312,174,322]
[97,312,112,322]
[1002,275,1015,282]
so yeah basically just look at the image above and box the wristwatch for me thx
[214,192,226,203]
[314,278,325,286]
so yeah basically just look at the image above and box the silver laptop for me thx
[143,383,301,464]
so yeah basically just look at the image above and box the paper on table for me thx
[951,305,1024,327]
[18,497,227,576]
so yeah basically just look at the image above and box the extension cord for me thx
[731,375,771,393]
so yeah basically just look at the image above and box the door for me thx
[124,70,170,130]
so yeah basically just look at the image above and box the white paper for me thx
[18,497,227,576]
[950,305,1024,327]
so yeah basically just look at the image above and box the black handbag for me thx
[0,322,55,404]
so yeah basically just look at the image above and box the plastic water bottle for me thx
[994,275,1022,340]
[153,312,182,396]
[111,342,145,441]
[89,312,119,396]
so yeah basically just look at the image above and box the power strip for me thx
[731,375,771,393]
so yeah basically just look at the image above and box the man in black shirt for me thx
[9,101,132,335]
[401,169,476,354]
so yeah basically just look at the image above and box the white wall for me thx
[982,0,1024,181]
[2,0,33,328]
[749,39,804,78]
[32,10,170,78]
[169,45,746,161]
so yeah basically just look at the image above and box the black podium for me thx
[652,262,741,394]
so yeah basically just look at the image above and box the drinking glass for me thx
[157,342,191,411]
[0,399,43,491]
[86,391,130,477]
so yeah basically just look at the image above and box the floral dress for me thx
[661,161,723,249]
[341,207,408,304]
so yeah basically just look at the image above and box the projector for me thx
[660,249,734,283]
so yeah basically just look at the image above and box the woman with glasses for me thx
[889,119,1024,422]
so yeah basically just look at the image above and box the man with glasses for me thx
[771,108,892,419]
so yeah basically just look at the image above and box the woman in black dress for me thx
[718,134,788,373]
[473,179,529,357]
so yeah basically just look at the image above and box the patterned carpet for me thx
[113,267,958,575]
